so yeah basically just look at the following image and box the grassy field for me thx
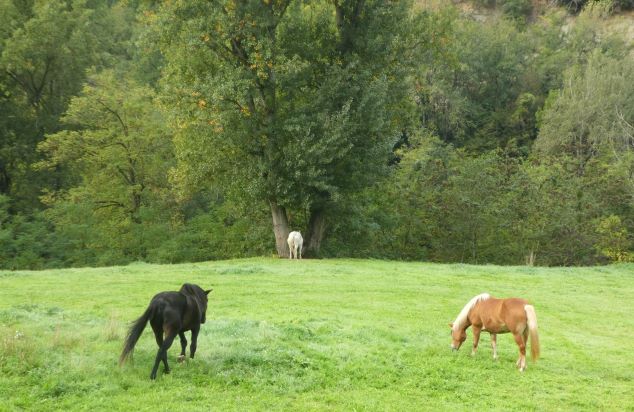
[1,258,633,411]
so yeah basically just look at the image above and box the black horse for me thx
[119,283,212,379]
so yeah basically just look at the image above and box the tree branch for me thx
[94,200,125,210]
[96,98,129,137]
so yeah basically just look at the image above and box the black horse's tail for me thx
[119,305,153,366]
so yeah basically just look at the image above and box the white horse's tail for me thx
[524,304,540,362]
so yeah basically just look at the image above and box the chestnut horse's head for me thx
[449,323,467,351]
[448,293,491,352]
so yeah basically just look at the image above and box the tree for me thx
[155,0,416,257]
[535,52,634,175]
[38,70,174,262]
[0,0,134,210]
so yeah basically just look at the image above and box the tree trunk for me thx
[525,249,535,266]
[0,163,10,194]
[270,200,290,258]
[306,208,327,256]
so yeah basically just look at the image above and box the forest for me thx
[1,0,633,269]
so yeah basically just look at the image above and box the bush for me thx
[594,215,633,262]
[502,0,533,22]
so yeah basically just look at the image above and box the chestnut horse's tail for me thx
[524,304,540,362]
[119,305,154,366]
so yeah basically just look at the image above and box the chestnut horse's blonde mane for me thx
[452,293,491,332]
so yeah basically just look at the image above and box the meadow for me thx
[1,258,633,411]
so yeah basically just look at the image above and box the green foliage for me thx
[35,70,176,265]
[416,16,546,152]
[501,0,534,22]
[2,0,634,267]
[0,194,56,270]
[156,0,417,246]
[536,51,634,172]
[416,4,628,154]
[335,132,633,266]
[594,215,633,262]
[0,0,131,210]
[149,200,273,264]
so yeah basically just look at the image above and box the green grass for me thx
[1,258,633,411]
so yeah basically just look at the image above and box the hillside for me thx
[420,0,634,45]
[2,0,633,269]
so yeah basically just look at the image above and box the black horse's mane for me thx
[179,283,208,322]
[179,283,207,303]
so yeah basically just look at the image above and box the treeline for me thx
[0,0,632,269]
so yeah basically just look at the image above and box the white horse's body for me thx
[287,231,303,259]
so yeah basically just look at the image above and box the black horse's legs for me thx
[150,348,161,380]
[179,332,187,355]
[150,330,177,380]
[178,331,187,362]
[150,321,169,372]
[189,327,200,359]
[162,341,170,374]
[152,327,163,347]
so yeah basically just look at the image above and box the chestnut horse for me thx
[449,293,540,371]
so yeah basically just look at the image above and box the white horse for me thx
[287,231,303,259]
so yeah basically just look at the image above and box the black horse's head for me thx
[180,283,212,323]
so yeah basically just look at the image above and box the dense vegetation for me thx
[1,0,633,268]
[1,259,633,410]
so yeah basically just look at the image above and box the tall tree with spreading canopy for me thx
[155,0,417,257]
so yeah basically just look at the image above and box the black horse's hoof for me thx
[150,374,156,380]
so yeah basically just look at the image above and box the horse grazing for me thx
[119,283,212,379]
[287,231,303,259]
[449,293,540,371]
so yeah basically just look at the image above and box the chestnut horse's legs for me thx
[471,326,482,356]
[512,332,527,371]
[177,331,187,363]
[490,333,497,360]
